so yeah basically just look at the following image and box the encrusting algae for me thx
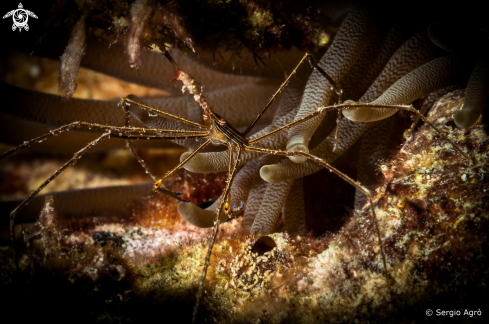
[1,89,488,322]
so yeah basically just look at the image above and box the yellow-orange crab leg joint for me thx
[153,179,163,190]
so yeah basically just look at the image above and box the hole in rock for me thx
[251,236,276,255]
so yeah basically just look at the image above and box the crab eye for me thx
[224,202,230,214]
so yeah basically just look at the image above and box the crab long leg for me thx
[4,125,209,272]
[155,139,211,184]
[306,54,341,95]
[395,105,472,163]
[121,97,208,129]
[247,105,336,144]
[340,103,473,163]
[192,144,242,323]
[247,103,472,164]
[9,132,111,273]
[0,122,207,161]
[244,145,390,288]
[248,104,406,144]
[153,139,211,202]
[242,53,316,136]
[122,99,158,181]
[109,134,208,140]
[126,141,158,180]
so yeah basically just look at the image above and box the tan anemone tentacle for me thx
[0,112,177,152]
[338,19,415,102]
[250,179,294,235]
[259,120,357,183]
[282,177,306,234]
[0,78,279,150]
[342,54,470,122]
[177,157,262,228]
[188,45,308,79]
[177,202,228,229]
[240,155,279,232]
[186,93,204,124]
[74,39,278,95]
[426,22,457,54]
[241,179,269,232]
[357,30,439,102]
[125,82,281,131]
[1,82,135,126]
[286,5,374,163]
[0,184,153,225]
[453,56,489,128]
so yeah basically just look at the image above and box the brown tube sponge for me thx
[58,15,86,100]
[127,0,152,69]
